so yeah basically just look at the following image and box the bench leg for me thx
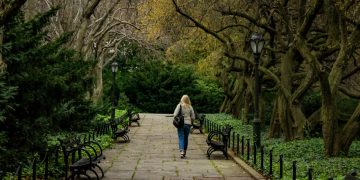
[94,164,105,178]
[222,150,228,159]
[111,134,117,140]
[68,170,91,180]
[207,147,215,159]
[191,126,203,134]
[89,168,100,180]
[123,134,130,142]
[81,172,92,180]
[207,147,228,159]
[130,120,140,126]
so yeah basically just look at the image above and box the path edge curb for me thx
[227,150,268,180]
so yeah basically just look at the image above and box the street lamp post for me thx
[111,61,118,121]
[250,33,264,148]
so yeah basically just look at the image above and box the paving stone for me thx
[100,113,257,180]
[103,170,134,179]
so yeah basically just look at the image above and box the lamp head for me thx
[250,33,264,54]
[111,61,118,73]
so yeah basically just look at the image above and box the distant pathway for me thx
[100,113,256,180]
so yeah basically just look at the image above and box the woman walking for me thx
[173,95,195,158]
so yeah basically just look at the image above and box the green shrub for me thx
[11,132,114,179]
[205,113,360,179]
[110,60,223,113]
[301,90,321,117]
[101,39,224,114]
[0,8,98,172]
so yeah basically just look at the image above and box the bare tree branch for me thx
[215,24,249,33]
[171,0,227,45]
[298,0,324,37]
[214,9,277,34]
[339,85,360,99]
[291,64,316,103]
[342,65,360,80]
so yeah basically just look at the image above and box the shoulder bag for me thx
[173,105,184,128]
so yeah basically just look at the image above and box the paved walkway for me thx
[100,113,257,180]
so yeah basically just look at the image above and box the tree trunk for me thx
[277,49,296,140]
[318,67,338,156]
[269,97,281,138]
[73,0,101,53]
[74,20,89,53]
[335,102,360,155]
[289,103,306,139]
[307,109,321,133]
[278,95,294,141]
[323,13,360,156]
[219,71,232,113]
[219,95,229,113]
[220,72,249,117]
[91,60,104,104]
[230,75,246,117]
[242,89,251,124]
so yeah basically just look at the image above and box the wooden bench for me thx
[127,109,140,126]
[206,124,233,159]
[110,114,130,142]
[59,137,105,180]
[191,113,205,134]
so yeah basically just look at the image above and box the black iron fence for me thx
[0,123,111,180]
[203,118,355,180]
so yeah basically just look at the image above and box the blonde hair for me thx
[180,95,192,108]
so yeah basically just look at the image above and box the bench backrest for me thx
[110,113,128,132]
[59,138,96,179]
[199,114,206,125]
[194,112,205,125]
[221,125,233,145]
[60,137,103,161]
[207,124,233,145]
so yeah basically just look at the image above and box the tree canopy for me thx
[0,1,360,173]
[164,0,360,156]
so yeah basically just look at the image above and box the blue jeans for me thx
[177,124,191,151]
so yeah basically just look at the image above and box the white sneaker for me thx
[180,151,185,158]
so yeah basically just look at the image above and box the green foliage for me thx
[95,109,127,124]
[262,91,276,125]
[193,79,224,113]
[301,89,358,120]
[301,90,321,117]
[2,132,113,179]
[102,39,224,113]
[262,139,360,179]
[0,72,17,162]
[0,8,98,171]
[121,61,223,113]
[205,113,253,140]
[206,114,360,179]
[336,98,358,117]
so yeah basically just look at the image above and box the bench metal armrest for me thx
[207,131,223,141]
[63,145,94,165]
[81,143,99,160]
[87,141,104,159]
